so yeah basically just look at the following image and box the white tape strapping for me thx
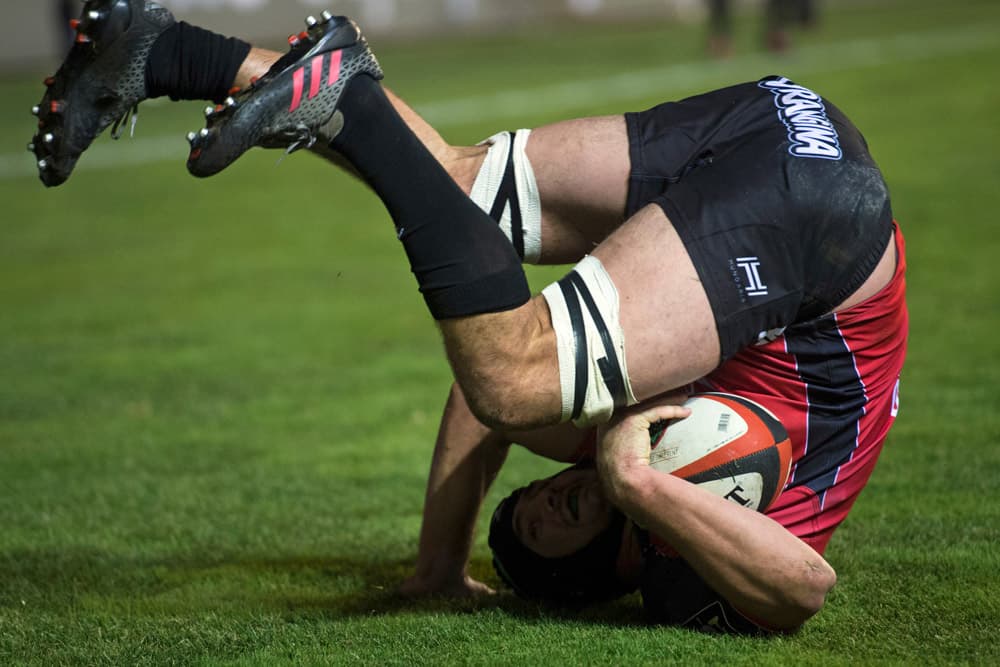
[469,129,542,263]
[542,255,637,426]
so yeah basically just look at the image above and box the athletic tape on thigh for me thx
[542,256,637,426]
[469,130,542,263]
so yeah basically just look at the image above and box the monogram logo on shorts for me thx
[735,256,768,297]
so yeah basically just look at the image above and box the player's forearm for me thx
[604,467,836,630]
[411,384,510,585]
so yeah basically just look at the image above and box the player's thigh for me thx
[527,115,630,263]
[592,203,720,400]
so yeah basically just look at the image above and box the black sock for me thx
[145,22,252,103]
[330,76,530,320]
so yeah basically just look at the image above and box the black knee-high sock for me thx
[145,22,252,103]
[330,76,530,320]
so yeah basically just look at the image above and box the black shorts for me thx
[625,76,893,361]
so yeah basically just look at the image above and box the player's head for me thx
[488,462,634,606]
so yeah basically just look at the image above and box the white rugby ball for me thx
[648,393,792,512]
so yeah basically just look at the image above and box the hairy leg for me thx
[523,116,630,262]
[439,203,719,430]
[151,36,713,429]
[364,90,631,264]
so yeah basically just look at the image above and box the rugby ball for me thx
[648,393,792,512]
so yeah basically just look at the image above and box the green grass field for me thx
[2,0,999,663]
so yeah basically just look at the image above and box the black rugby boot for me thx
[29,0,175,187]
[185,12,382,178]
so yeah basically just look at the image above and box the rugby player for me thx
[30,1,908,633]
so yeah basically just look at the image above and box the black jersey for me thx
[625,76,893,360]
[636,529,770,635]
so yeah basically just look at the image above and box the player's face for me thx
[512,468,614,558]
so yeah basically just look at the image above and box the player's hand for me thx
[595,400,690,503]
[398,572,496,599]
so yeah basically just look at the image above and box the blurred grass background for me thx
[1,0,998,663]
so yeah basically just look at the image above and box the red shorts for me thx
[695,223,909,554]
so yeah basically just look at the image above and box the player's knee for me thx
[443,302,563,431]
[459,364,548,431]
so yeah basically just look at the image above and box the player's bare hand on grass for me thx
[398,573,496,599]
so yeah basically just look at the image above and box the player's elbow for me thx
[771,560,837,631]
[806,561,837,615]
